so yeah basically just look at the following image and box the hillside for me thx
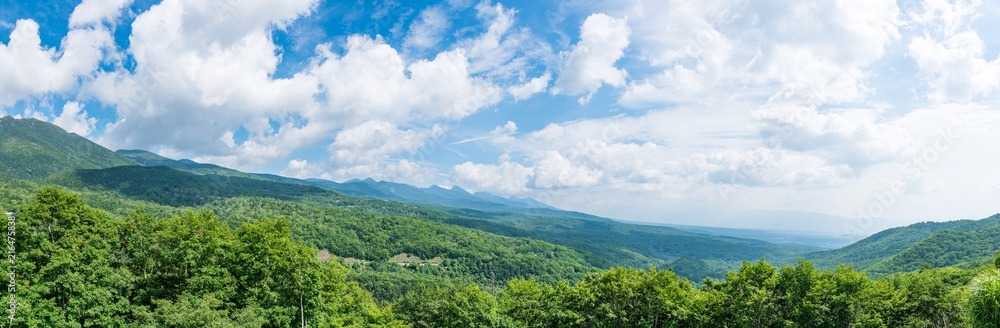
[0,116,137,181]
[810,214,1000,276]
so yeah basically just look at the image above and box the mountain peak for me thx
[0,117,138,182]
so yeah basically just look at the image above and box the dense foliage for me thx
[5,187,1000,327]
[394,262,998,328]
[204,196,596,300]
[7,187,402,327]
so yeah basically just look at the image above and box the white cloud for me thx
[615,0,900,107]
[508,72,550,100]
[461,1,552,80]
[403,6,450,52]
[530,150,602,188]
[52,101,97,136]
[310,35,503,123]
[907,0,1000,102]
[488,120,518,144]
[492,120,517,135]
[754,103,915,168]
[693,148,849,187]
[69,0,134,27]
[553,13,630,104]
[81,0,537,178]
[329,120,442,167]
[280,159,315,179]
[0,19,113,107]
[450,159,533,195]
[91,0,323,167]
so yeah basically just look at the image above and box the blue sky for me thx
[2,0,1000,232]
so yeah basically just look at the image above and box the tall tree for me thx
[14,187,133,327]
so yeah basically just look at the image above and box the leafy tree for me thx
[566,267,693,327]
[13,186,133,327]
[499,279,578,327]
[395,282,512,328]
[697,259,780,327]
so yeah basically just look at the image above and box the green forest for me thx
[5,187,1000,327]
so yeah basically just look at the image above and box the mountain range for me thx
[2,116,999,282]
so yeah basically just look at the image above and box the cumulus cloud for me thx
[0,19,113,107]
[489,121,518,144]
[281,159,315,179]
[553,13,630,104]
[450,159,533,195]
[69,0,133,27]
[508,72,550,100]
[310,35,503,123]
[329,120,442,167]
[52,102,97,136]
[530,150,602,188]
[81,0,548,177]
[907,0,1000,102]
[92,0,322,168]
[617,0,900,107]
[754,103,915,168]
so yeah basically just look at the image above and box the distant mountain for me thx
[0,116,137,181]
[117,149,265,180]
[305,177,559,213]
[809,214,1000,276]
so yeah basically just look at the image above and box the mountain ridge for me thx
[0,116,138,181]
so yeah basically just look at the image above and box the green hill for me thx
[810,214,1000,276]
[0,116,137,181]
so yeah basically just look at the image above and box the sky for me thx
[1,0,1000,233]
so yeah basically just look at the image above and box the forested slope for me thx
[810,214,1000,277]
[0,117,137,181]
